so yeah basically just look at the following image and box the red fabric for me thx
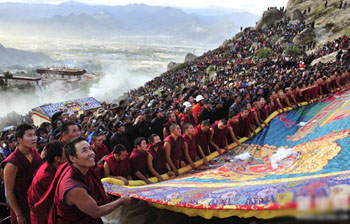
[164,135,184,169]
[104,153,131,178]
[194,124,211,156]
[192,104,203,122]
[92,144,109,163]
[1,148,42,224]
[147,143,168,175]
[129,148,148,179]
[35,163,109,224]
[238,116,251,138]
[182,134,197,160]
[180,114,197,127]
[210,121,228,149]
[28,162,57,224]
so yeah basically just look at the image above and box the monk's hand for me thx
[190,163,196,170]
[120,195,132,206]
[167,170,174,177]
[16,215,27,224]
[145,179,153,185]
[203,158,209,166]
[174,169,179,176]
[158,176,164,182]
[120,177,129,185]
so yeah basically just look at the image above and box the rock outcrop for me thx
[256,8,285,30]
[167,62,179,71]
[293,28,316,45]
[286,0,306,10]
[311,51,338,66]
[184,53,198,63]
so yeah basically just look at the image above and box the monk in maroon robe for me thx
[163,112,178,139]
[210,119,229,153]
[182,123,197,169]
[91,134,110,164]
[180,107,197,128]
[147,134,173,182]
[28,140,66,224]
[104,144,131,185]
[129,137,152,184]
[193,120,211,156]
[2,124,42,224]
[35,137,131,224]
[164,124,184,176]
[238,107,253,138]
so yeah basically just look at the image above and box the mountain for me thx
[0,1,259,43]
[0,43,54,68]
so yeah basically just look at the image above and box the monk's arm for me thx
[164,142,179,176]
[134,171,151,184]
[228,126,241,146]
[3,163,23,219]
[183,142,195,169]
[65,187,131,219]
[103,161,111,177]
[104,162,128,184]
[209,128,221,153]
[147,153,163,181]
[162,127,168,139]
[97,155,108,166]
[197,145,209,165]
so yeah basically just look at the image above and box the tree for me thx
[257,47,273,59]
[284,45,302,57]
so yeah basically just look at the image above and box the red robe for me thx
[210,121,228,150]
[35,163,109,224]
[164,135,184,169]
[147,143,168,175]
[182,134,197,161]
[227,120,240,144]
[193,124,211,156]
[129,148,148,179]
[1,148,42,224]
[104,153,131,178]
[180,114,196,127]
[92,144,110,163]
[238,115,251,138]
[28,162,57,224]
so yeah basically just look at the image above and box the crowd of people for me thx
[0,11,350,224]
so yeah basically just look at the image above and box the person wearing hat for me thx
[212,99,226,122]
[198,99,213,124]
[132,110,151,139]
[150,108,167,140]
[192,95,204,122]
[110,121,131,154]
[2,135,16,159]
[37,137,48,156]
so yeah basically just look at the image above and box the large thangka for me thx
[102,89,350,219]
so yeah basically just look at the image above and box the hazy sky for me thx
[0,0,289,15]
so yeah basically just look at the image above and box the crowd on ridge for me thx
[0,12,350,224]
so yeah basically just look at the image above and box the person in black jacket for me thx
[150,108,167,139]
[198,99,213,124]
[110,121,132,154]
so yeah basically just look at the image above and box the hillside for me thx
[285,0,350,44]
[0,43,54,68]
